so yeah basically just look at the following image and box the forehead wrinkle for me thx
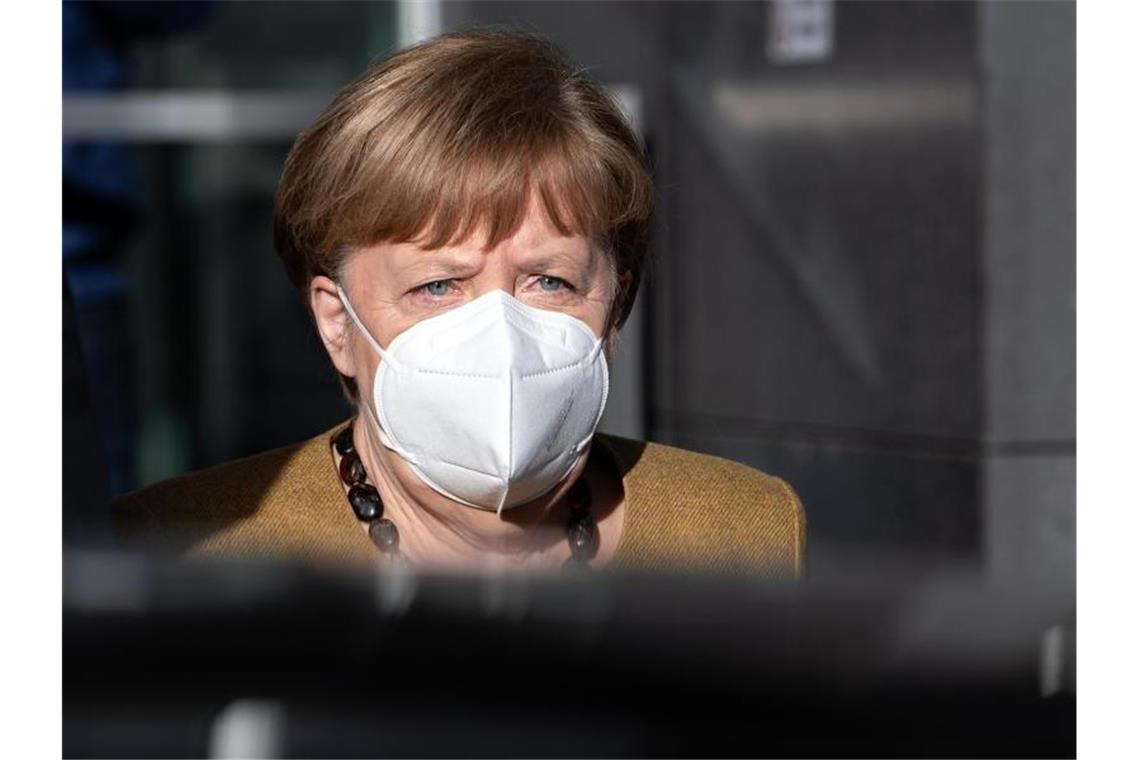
[499,218,593,271]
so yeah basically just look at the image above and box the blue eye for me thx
[538,276,565,292]
[423,280,451,296]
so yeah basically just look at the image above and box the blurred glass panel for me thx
[65,1,401,493]
[125,142,351,488]
[131,1,398,90]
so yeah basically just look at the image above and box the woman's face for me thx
[311,198,624,401]
[310,198,623,519]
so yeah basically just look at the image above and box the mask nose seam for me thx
[496,366,514,517]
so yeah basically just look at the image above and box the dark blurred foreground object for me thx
[64,553,1074,758]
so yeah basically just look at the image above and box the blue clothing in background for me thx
[64,0,216,300]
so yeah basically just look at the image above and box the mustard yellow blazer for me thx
[112,420,806,576]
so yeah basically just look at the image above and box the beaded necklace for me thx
[333,423,598,567]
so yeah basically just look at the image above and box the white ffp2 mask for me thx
[337,287,610,513]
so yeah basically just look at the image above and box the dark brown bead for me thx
[334,425,355,456]
[565,480,592,524]
[368,518,400,553]
[567,519,597,560]
[569,499,591,521]
[348,484,382,521]
[338,453,367,485]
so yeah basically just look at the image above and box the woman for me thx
[113,30,805,575]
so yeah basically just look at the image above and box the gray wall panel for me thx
[979,1,1075,583]
[983,456,1075,587]
[656,1,985,558]
[981,1,1076,443]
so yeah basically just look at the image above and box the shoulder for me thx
[110,422,350,557]
[597,433,806,577]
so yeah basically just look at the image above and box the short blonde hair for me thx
[274,29,655,329]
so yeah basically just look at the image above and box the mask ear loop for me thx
[335,284,394,364]
[336,284,400,451]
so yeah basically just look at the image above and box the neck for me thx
[349,413,587,570]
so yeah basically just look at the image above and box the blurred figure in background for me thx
[63,0,215,544]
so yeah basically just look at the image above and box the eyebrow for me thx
[396,243,595,283]
[514,247,593,274]
[400,252,484,282]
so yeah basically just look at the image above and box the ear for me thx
[310,275,358,380]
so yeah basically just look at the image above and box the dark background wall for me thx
[63,1,1074,586]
